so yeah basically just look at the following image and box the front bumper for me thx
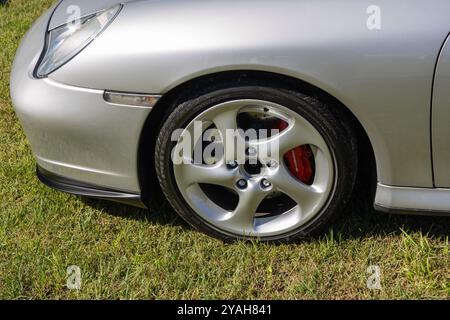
[10,5,155,199]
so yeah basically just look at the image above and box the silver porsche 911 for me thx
[10,0,450,242]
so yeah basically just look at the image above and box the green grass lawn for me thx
[0,0,449,300]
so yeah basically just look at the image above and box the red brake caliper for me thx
[277,120,315,184]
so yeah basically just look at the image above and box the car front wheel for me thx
[155,85,357,242]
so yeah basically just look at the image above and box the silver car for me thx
[10,0,450,242]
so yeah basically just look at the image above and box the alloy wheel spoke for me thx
[277,119,328,156]
[175,162,236,189]
[222,188,267,233]
[213,108,251,164]
[245,120,327,165]
[272,164,323,211]
[212,108,239,134]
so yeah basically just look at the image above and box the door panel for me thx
[432,34,450,187]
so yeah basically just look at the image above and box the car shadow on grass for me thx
[338,205,450,240]
[81,196,450,241]
[81,197,191,229]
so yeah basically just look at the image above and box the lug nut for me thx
[236,179,248,189]
[227,161,238,169]
[267,160,278,168]
[261,179,272,189]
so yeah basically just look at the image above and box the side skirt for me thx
[375,183,450,216]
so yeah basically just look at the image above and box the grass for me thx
[0,0,449,300]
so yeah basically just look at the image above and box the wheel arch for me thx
[138,70,377,209]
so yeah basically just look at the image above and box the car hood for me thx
[49,0,139,30]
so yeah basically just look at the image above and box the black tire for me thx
[155,84,358,242]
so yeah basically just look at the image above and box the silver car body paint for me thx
[432,35,450,187]
[10,0,450,213]
[375,184,450,215]
[10,4,153,193]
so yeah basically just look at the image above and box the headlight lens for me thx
[36,4,122,78]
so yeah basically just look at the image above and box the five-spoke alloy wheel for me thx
[156,84,357,242]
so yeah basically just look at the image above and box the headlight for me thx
[35,4,122,78]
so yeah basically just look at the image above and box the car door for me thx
[432,34,450,187]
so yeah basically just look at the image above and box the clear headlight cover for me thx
[36,4,122,78]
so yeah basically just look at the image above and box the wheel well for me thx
[138,70,377,209]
